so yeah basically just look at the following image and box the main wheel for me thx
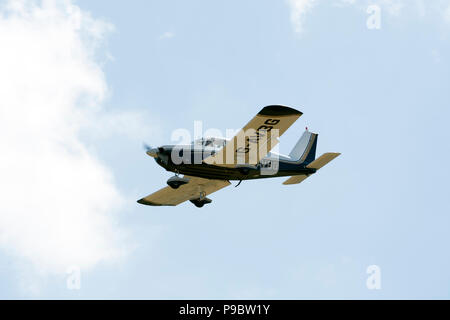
[190,197,212,208]
[190,199,204,208]
[193,202,204,208]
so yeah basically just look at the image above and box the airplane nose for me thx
[146,148,159,158]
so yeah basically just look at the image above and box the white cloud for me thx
[0,0,129,279]
[287,0,317,34]
[84,109,162,141]
[159,31,175,40]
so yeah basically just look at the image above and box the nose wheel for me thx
[167,175,190,189]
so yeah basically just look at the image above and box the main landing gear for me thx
[190,198,212,208]
[190,191,212,208]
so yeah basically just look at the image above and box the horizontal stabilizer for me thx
[306,152,341,170]
[283,174,309,185]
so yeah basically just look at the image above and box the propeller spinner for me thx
[143,143,160,158]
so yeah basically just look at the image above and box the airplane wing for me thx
[204,105,302,167]
[137,176,231,206]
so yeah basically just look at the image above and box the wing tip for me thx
[259,105,302,117]
[328,152,342,158]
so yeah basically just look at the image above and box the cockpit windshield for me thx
[192,137,226,148]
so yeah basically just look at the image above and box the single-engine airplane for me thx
[138,105,340,208]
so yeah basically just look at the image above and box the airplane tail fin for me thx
[283,131,340,186]
[289,130,318,164]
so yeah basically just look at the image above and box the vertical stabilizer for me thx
[289,130,318,164]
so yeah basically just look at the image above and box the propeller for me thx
[143,143,151,152]
[143,143,160,158]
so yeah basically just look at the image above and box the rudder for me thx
[289,130,318,164]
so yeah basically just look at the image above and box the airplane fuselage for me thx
[153,146,316,181]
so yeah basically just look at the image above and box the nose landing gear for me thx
[167,175,190,189]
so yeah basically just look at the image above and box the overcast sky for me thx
[0,0,449,299]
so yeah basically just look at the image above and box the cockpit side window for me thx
[192,138,225,148]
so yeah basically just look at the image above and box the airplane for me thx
[138,105,340,208]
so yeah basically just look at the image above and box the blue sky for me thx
[0,0,449,299]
